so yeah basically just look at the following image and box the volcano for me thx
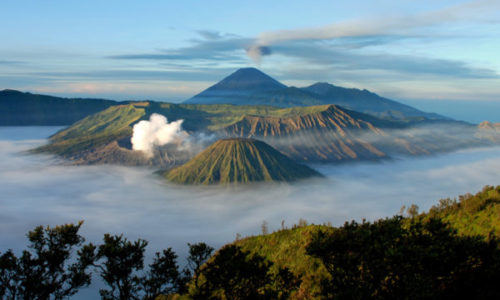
[165,138,321,185]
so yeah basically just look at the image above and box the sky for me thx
[1,0,500,104]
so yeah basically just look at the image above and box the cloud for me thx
[251,0,500,49]
[269,41,498,79]
[2,127,500,298]
[108,32,252,62]
[32,69,235,81]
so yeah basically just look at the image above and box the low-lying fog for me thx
[1,126,500,298]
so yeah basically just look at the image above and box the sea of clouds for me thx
[1,126,500,298]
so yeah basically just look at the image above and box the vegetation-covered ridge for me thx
[0,89,116,125]
[422,185,500,238]
[165,138,321,185]
[3,186,500,299]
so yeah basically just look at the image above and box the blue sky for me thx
[1,0,499,104]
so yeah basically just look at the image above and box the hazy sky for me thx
[1,0,499,102]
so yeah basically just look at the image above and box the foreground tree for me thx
[307,216,500,299]
[0,221,95,299]
[192,245,300,300]
[185,242,214,291]
[95,234,148,300]
[142,248,182,299]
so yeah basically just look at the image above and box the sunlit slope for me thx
[233,225,332,299]
[35,104,146,157]
[165,138,321,184]
[222,104,390,161]
[423,185,500,238]
[35,101,498,166]
[208,186,500,299]
[35,102,397,164]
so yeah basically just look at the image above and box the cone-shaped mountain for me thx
[204,67,286,91]
[165,138,321,185]
[185,68,446,120]
[185,67,286,105]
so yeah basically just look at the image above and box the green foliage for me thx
[185,243,214,291]
[143,249,182,300]
[165,138,321,185]
[234,225,332,299]
[307,216,500,299]
[425,185,500,238]
[95,234,148,300]
[191,245,300,300]
[0,221,95,299]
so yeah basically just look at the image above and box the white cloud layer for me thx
[1,127,500,298]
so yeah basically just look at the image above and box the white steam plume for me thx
[131,113,187,158]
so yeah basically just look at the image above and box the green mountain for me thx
[185,68,445,121]
[0,89,116,125]
[35,101,498,166]
[34,102,402,165]
[165,138,321,185]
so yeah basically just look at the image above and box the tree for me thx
[0,221,95,299]
[95,234,148,300]
[193,245,272,300]
[307,216,500,299]
[142,248,181,300]
[185,242,214,291]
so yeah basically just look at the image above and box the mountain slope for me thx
[165,138,321,185]
[302,82,446,120]
[207,186,500,299]
[185,68,286,105]
[424,185,500,238]
[0,89,116,125]
[221,105,391,161]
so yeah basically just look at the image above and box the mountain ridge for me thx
[0,89,117,125]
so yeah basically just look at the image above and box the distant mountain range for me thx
[165,138,321,185]
[186,68,445,121]
[0,67,449,126]
[3,67,500,168]
[0,89,116,125]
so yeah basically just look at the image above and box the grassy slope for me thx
[35,104,145,156]
[165,139,321,185]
